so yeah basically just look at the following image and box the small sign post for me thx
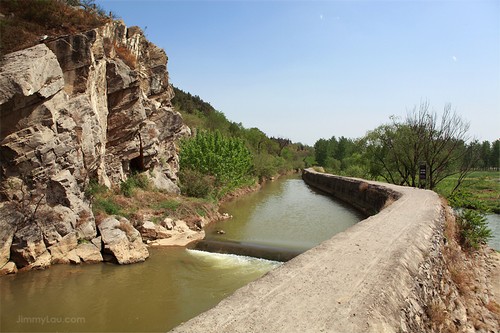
[419,163,427,188]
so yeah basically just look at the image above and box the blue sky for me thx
[96,0,499,145]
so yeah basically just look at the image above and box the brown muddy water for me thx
[206,176,364,252]
[0,175,364,332]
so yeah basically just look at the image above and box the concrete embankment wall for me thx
[171,169,445,333]
[301,168,402,216]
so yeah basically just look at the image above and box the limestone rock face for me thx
[0,261,18,275]
[0,203,19,267]
[75,243,103,263]
[98,217,149,264]
[0,43,64,105]
[9,223,48,268]
[0,20,188,271]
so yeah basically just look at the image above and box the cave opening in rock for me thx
[129,155,145,173]
[129,132,146,172]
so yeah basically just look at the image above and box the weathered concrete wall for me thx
[302,168,401,216]
[171,169,446,333]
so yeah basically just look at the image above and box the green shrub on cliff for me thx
[0,0,110,54]
[93,197,122,216]
[120,173,150,198]
[179,130,253,198]
[178,168,215,199]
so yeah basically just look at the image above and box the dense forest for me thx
[315,134,499,184]
[174,90,499,207]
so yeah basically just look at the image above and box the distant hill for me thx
[172,86,216,117]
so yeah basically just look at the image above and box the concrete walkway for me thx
[170,174,443,333]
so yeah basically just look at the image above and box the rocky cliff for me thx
[0,20,190,274]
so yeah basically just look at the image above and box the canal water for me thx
[206,176,364,252]
[486,214,500,251]
[0,175,364,332]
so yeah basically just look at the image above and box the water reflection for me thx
[207,177,364,252]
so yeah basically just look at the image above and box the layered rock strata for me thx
[0,20,189,273]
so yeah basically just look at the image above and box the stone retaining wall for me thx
[301,168,401,216]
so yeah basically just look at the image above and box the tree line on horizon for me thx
[313,102,499,192]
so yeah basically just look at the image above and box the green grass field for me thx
[435,170,500,213]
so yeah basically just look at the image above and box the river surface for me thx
[0,248,278,332]
[487,214,500,251]
[0,176,363,332]
[206,176,364,252]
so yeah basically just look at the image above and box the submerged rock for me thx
[0,261,18,275]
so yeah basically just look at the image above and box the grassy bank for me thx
[87,176,220,229]
[435,171,500,214]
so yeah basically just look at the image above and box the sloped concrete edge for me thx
[170,169,444,333]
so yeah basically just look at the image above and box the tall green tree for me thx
[491,140,500,169]
[364,123,411,185]
[314,139,330,166]
[179,130,253,198]
[478,141,491,169]
[418,104,469,188]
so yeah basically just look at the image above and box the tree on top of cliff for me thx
[172,86,217,117]
[0,0,111,55]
